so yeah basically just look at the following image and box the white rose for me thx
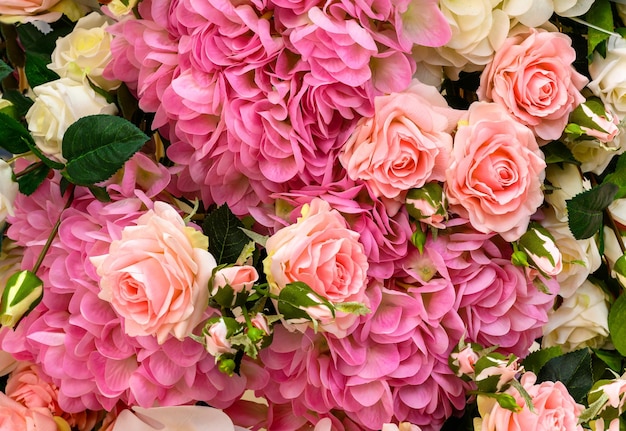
[413,0,511,78]
[589,35,626,120]
[48,12,120,91]
[542,279,610,352]
[604,225,626,289]
[25,78,118,162]
[544,163,590,222]
[0,160,18,230]
[542,207,601,298]
[512,0,593,27]
[567,135,625,175]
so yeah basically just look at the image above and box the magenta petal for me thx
[402,0,451,47]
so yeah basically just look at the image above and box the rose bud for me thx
[517,224,563,276]
[0,270,44,328]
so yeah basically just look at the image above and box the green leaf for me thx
[0,60,13,82]
[22,136,65,170]
[566,182,618,239]
[0,112,33,154]
[1,90,34,118]
[87,185,111,203]
[579,391,609,423]
[592,348,623,373]
[202,205,251,265]
[240,227,268,247]
[586,0,614,57]
[609,293,626,356]
[536,348,593,403]
[62,115,148,186]
[334,302,371,316]
[541,140,580,166]
[24,52,59,88]
[277,281,334,322]
[16,18,74,57]
[604,152,626,200]
[16,163,50,195]
[521,346,563,375]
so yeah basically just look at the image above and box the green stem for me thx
[32,185,75,275]
[13,160,43,178]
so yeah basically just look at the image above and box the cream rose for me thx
[477,27,588,141]
[48,12,121,91]
[512,0,594,27]
[263,198,368,337]
[542,279,610,352]
[589,35,626,119]
[542,208,601,299]
[0,160,18,230]
[544,163,590,223]
[339,79,460,202]
[105,0,139,17]
[445,102,546,241]
[25,78,118,162]
[92,201,217,344]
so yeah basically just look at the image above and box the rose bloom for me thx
[477,27,587,142]
[0,159,18,230]
[589,35,626,119]
[544,163,590,223]
[204,319,237,357]
[0,392,56,431]
[542,207,601,299]
[48,12,121,91]
[111,406,240,431]
[445,102,546,241]
[542,279,610,352]
[25,78,118,162]
[105,0,139,17]
[339,79,460,202]
[92,201,217,344]
[263,198,368,336]
[0,0,62,23]
[475,372,584,431]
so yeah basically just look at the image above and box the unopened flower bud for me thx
[0,270,43,328]
[566,98,620,144]
[518,224,563,276]
[218,358,236,376]
[405,183,447,229]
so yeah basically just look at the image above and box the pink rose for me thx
[263,198,369,336]
[477,28,587,141]
[476,372,584,431]
[450,345,479,376]
[92,201,217,344]
[0,392,56,431]
[212,266,259,295]
[445,102,546,241]
[340,79,460,202]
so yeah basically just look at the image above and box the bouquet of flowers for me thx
[3,0,626,430]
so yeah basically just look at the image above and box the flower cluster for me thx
[2,0,626,431]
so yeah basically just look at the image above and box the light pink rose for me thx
[0,392,57,431]
[450,345,479,376]
[445,102,546,241]
[263,198,369,336]
[212,265,259,295]
[204,319,237,357]
[340,79,460,201]
[111,406,241,431]
[476,372,584,431]
[92,201,217,344]
[5,362,58,412]
[477,27,587,141]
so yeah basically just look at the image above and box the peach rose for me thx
[445,102,546,241]
[340,79,460,202]
[92,201,217,344]
[475,372,584,431]
[211,266,259,295]
[0,392,57,431]
[477,27,587,141]
[263,198,368,336]
[0,0,61,22]
[5,362,58,412]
